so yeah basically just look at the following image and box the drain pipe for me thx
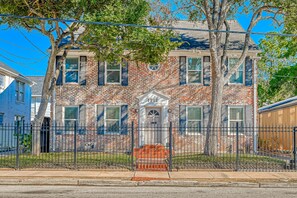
[253,58,258,154]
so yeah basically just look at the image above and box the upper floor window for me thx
[16,81,25,102]
[229,107,244,129]
[65,58,79,83]
[0,113,3,126]
[106,62,121,84]
[228,58,244,84]
[64,106,79,132]
[187,57,202,84]
[0,75,5,93]
[187,106,202,134]
[105,106,121,134]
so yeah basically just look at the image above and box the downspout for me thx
[253,58,258,153]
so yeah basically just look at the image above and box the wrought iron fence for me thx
[0,121,296,171]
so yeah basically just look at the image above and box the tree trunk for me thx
[204,56,224,156]
[32,51,57,156]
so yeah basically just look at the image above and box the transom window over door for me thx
[229,107,244,129]
[187,57,202,84]
[229,58,244,84]
[105,106,120,134]
[106,62,121,84]
[187,106,202,134]
[65,58,79,83]
[64,107,78,132]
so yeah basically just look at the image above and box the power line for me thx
[0,37,37,51]
[0,47,44,60]
[0,13,296,37]
[0,54,46,73]
[16,28,49,56]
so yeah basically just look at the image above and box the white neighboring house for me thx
[0,62,33,125]
[0,62,33,151]
[26,76,51,122]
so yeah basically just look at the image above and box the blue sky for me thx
[0,10,281,76]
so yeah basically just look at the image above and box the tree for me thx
[172,0,293,155]
[0,0,178,155]
[258,35,297,106]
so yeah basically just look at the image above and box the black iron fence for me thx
[0,122,297,171]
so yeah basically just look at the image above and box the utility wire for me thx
[16,27,49,56]
[0,54,46,73]
[0,47,45,60]
[0,37,37,51]
[0,13,296,37]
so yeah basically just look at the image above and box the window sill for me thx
[64,82,79,85]
[185,133,203,136]
[227,83,244,86]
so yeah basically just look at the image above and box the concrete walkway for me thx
[1,170,297,187]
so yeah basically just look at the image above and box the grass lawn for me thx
[172,153,287,170]
[0,152,132,169]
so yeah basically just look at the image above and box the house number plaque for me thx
[147,96,158,103]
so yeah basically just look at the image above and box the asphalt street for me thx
[0,186,297,198]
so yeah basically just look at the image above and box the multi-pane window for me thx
[105,106,120,134]
[65,58,79,83]
[187,58,202,84]
[16,81,25,102]
[229,107,244,129]
[229,58,244,84]
[0,75,4,93]
[0,113,3,126]
[64,107,78,132]
[106,62,121,84]
[14,115,24,126]
[187,106,202,134]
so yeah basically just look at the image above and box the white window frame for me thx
[186,57,203,85]
[64,106,79,133]
[186,106,203,135]
[228,57,245,85]
[104,106,121,134]
[0,74,5,90]
[148,63,160,71]
[105,62,122,84]
[16,81,25,102]
[228,106,245,134]
[64,57,80,84]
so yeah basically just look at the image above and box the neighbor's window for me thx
[187,106,202,134]
[65,58,79,83]
[0,113,3,126]
[106,62,121,84]
[0,75,5,93]
[187,57,202,84]
[14,115,24,126]
[64,107,78,132]
[105,106,120,134]
[229,107,244,129]
[16,81,25,102]
[228,58,244,84]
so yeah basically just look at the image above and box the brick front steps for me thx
[134,145,170,171]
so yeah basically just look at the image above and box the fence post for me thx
[16,121,20,170]
[168,122,173,172]
[131,121,134,171]
[73,121,77,170]
[293,127,297,170]
[236,122,239,171]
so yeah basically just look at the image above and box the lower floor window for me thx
[187,106,202,134]
[0,113,3,125]
[105,106,120,134]
[64,106,78,132]
[14,115,24,126]
[229,107,244,129]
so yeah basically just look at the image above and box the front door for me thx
[145,107,162,145]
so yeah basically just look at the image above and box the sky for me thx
[0,7,282,77]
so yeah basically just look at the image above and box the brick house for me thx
[51,20,259,154]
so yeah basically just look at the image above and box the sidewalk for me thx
[1,170,297,188]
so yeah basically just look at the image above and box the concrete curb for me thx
[1,178,297,188]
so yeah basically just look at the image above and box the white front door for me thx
[145,107,162,144]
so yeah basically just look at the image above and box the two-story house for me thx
[0,62,33,125]
[0,61,33,151]
[52,20,259,154]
